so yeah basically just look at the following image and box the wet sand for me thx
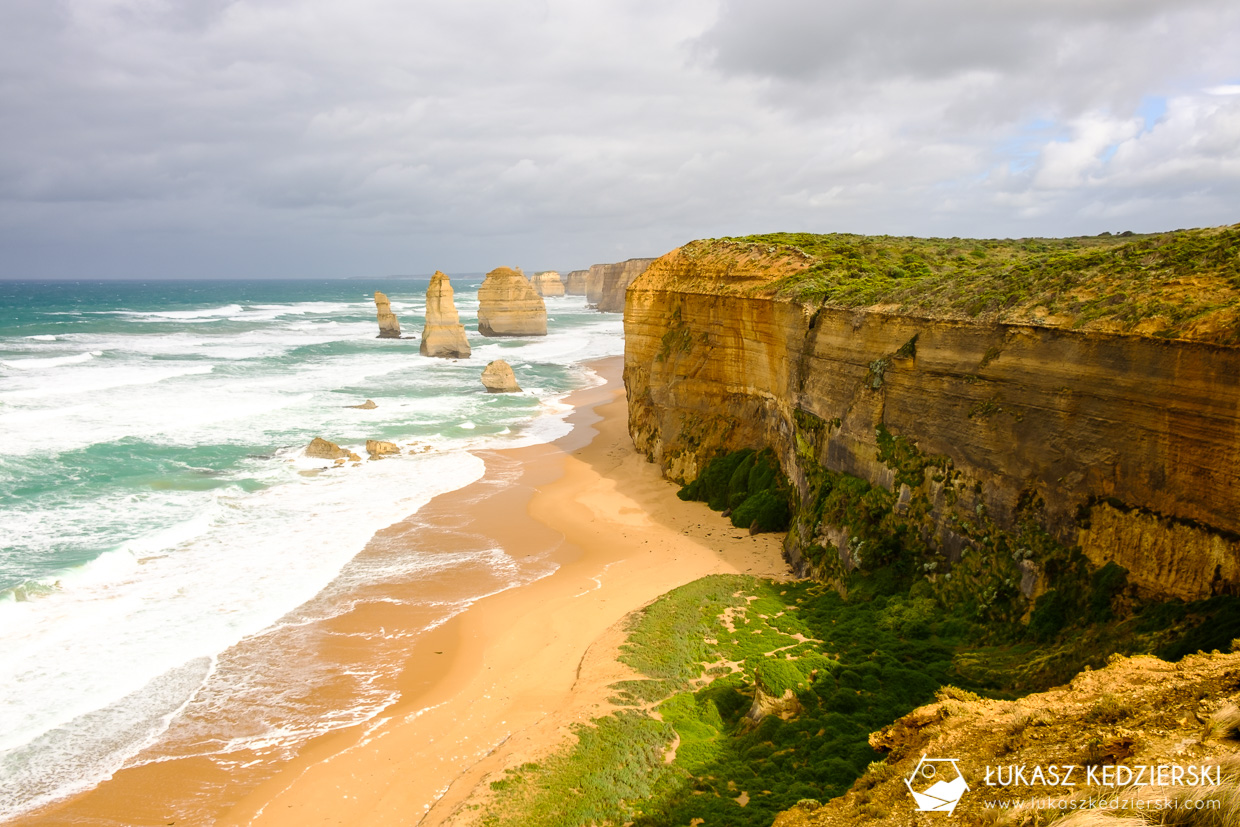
[22,356,790,826]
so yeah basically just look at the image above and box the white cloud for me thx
[0,0,1237,278]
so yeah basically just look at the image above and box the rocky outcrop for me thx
[624,233,1240,601]
[374,291,401,339]
[420,271,472,358]
[477,267,547,337]
[365,440,400,458]
[530,271,565,297]
[773,652,1240,827]
[306,437,347,459]
[564,270,589,295]
[481,360,521,393]
[585,258,656,312]
[347,400,377,410]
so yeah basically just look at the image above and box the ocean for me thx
[0,277,623,821]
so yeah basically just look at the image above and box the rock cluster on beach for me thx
[530,271,565,297]
[373,291,402,338]
[481,359,521,393]
[477,267,547,336]
[420,271,472,358]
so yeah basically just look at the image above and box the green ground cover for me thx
[716,225,1240,343]
[477,564,1238,827]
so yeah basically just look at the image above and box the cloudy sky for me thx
[1,0,1238,278]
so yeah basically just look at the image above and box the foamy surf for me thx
[0,277,624,820]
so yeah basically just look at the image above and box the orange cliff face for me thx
[623,233,1240,601]
[585,258,657,312]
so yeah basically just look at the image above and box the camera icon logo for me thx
[905,755,969,814]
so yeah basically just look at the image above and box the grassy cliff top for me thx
[710,224,1240,345]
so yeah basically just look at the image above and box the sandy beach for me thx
[21,355,788,826]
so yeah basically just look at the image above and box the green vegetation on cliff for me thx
[718,224,1240,343]
[677,448,791,533]
[478,566,1240,827]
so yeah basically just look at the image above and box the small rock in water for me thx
[348,399,378,410]
[306,437,347,459]
[481,359,522,393]
[366,440,400,458]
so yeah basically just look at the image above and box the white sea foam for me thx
[0,284,625,819]
[23,335,56,341]
[0,450,487,818]
[113,304,245,320]
[0,350,102,370]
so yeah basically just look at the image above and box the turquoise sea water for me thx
[0,278,622,819]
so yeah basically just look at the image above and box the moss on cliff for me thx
[714,224,1240,344]
[677,448,791,533]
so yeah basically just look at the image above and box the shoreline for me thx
[225,355,791,826]
[18,355,790,825]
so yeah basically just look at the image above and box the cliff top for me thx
[657,224,1240,345]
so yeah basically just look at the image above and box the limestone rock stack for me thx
[564,270,589,295]
[481,360,521,393]
[585,258,656,312]
[476,267,547,336]
[374,291,401,338]
[419,271,472,358]
[530,271,565,297]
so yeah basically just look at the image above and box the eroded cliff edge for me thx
[624,227,1240,602]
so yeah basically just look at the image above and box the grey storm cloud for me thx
[0,0,1237,278]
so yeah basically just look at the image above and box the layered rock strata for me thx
[480,360,521,393]
[420,271,472,358]
[564,269,589,295]
[373,291,401,338]
[530,271,565,297]
[477,267,547,336]
[624,234,1240,601]
[585,258,656,312]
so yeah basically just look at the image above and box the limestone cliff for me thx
[624,227,1240,602]
[585,258,656,312]
[373,291,401,338]
[530,271,565,297]
[477,267,548,337]
[420,271,472,358]
[564,269,589,295]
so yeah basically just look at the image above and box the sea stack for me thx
[374,291,401,339]
[481,360,521,393]
[420,271,472,358]
[530,271,566,297]
[476,267,547,337]
[564,270,589,295]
